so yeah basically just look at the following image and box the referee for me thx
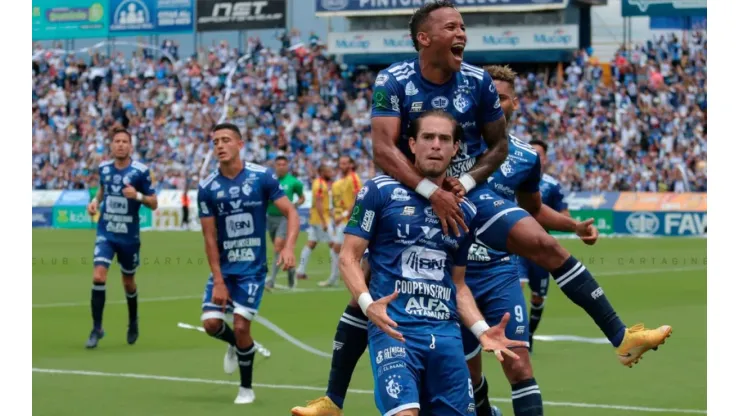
[266,156,305,289]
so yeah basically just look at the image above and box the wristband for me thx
[459,173,477,193]
[470,320,490,339]
[358,292,374,316]
[415,178,439,199]
[136,192,143,201]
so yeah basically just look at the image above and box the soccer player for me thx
[458,65,672,416]
[296,164,334,281]
[340,110,525,416]
[291,2,509,414]
[197,123,299,404]
[519,139,568,352]
[266,155,305,289]
[320,156,363,288]
[85,127,158,349]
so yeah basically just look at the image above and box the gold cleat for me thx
[291,396,343,416]
[616,324,672,367]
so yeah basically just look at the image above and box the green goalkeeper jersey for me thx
[267,174,304,216]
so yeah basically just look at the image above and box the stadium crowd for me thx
[32,31,707,193]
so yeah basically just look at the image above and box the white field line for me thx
[31,368,706,414]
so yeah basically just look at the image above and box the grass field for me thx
[32,230,707,415]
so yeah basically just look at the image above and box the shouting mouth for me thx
[451,43,465,61]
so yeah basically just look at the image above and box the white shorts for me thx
[332,223,347,244]
[307,224,332,243]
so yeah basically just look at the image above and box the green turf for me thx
[32,230,707,415]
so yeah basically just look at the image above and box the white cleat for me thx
[224,345,238,375]
[234,387,255,404]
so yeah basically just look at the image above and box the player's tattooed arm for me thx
[466,118,509,185]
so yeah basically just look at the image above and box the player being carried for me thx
[266,155,305,290]
[320,156,364,288]
[518,139,568,352]
[294,3,670,416]
[340,110,526,416]
[197,123,299,404]
[85,127,158,349]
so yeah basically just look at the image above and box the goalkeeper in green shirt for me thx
[266,156,305,289]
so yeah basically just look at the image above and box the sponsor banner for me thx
[562,192,620,210]
[33,207,54,228]
[621,0,706,17]
[109,0,194,35]
[196,0,286,32]
[56,190,92,206]
[613,211,707,237]
[53,206,94,229]
[328,25,578,54]
[32,190,64,207]
[316,0,568,16]
[551,209,613,236]
[33,0,110,40]
[152,206,199,230]
[614,192,706,212]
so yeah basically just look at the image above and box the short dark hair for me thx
[211,122,242,138]
[339,155,355,167]
[110,126,132,142]
[529,139,548,152]
[410,110,463,143]
[275,155,288,163]
[409,0,456,51]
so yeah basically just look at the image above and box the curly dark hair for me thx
[408,0,457,51]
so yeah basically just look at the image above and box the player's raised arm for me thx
[371,72,466,237]
[197,185,227,308]
[462,70,508,190]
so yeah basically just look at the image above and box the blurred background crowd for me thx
[31,30,706,193]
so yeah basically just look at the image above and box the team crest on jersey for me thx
[431,96,449,109]
[102,166,110,174]
[113,175,122,184]
[500,160,514,177]
[375,74,388,86]
[453,93,471,113]
[391,188,410,201]
[229,186,240,198]
[242,182,252,196]
[405,81,419,96]
[122,175,131,186]
[385,375,402,399]
[210,181,221,191]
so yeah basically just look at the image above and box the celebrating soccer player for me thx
[85,127,158,349]
[197,123,299,404]
[266,155,305,289]
[340,110,525,416]
[320,156,363,288]
[292,1,508,414]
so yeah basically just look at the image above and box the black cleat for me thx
[528,334,534,353]
[127,320,139,345]
[85,329,105,349]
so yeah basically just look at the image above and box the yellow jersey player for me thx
[320,156,363,287]
[296,164,334,281]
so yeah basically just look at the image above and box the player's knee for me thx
[121,276,136,292]
[503,353,534,384]
[532,234,567,269]
[92,267,108,284]
[202,318,223,336]
[233,318,253,347]
[306,241,317,250]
